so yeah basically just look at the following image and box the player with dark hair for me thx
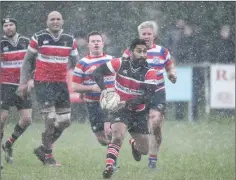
[123,21,177,169]
[93,38,162,179]
[0,18,34,166]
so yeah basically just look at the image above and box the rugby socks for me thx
[106,143,120,167]
[41,132,53,154]
[41,127,63,158]
[6,123,29,147]
[51,127,63,144]
[149,154,157,164]
[45,153,54,160]
[44,148,53,159]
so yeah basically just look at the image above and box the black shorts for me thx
[149,89,166,113]
[34,81,70,110]
[0,84,32,110]
[109,109,149,134]
[86,102,108,133]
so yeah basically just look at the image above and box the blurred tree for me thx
[1,1,234,60]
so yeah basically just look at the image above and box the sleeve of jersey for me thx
[164,48,173,67]
[70,39,79,56]
[122,48,131,58]
[24,37,30,46]
[72,61,85,84]
[28,34,38,53]
[106,58,121,73]
[145,69,159,85]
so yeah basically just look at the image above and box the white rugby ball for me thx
[100,91,120,111]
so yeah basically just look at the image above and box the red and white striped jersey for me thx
[28,29,78,82]
[72,54,115,102]
[107,58,158,111]
[123,44,173,91]
[0,35,29,85]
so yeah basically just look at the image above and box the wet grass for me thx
[1,120,234,180]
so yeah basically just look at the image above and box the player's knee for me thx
[20,116,32,127]
[149,109,163,128]
[43,111,57,129]
[1,112,8,122]
[111,122,127,145]
[55,113,71,130]
[111,129,125,146]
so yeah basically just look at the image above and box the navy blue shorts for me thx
[149,89,166,113]
[0,84,32,110]
[34,81,70,110]
[109,109,149,134]
[86,102,109,133]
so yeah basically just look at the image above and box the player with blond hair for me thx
[123,21,177,169]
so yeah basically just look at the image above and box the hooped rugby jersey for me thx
[107,58,158,111]
[72,54,115,102]
[28,29,78,82]
[0,35,29,85]
[123,44,173,91]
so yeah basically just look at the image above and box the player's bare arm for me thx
[68,55,79,70]
[72,81,101,93]
[72,61,111,93]
[18,49,37,98]
[165,60,177,83]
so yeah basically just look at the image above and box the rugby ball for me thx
[100,91,120,111]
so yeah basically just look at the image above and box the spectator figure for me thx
[215,25,235,64]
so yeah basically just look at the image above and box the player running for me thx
[93,38,163,179]
[72,31,115,145]
[72,31,118,168]
[18,11,79,166]
[122,21,177,169]
[0,18,34,165]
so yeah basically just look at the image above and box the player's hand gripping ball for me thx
[100,89,121,111]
